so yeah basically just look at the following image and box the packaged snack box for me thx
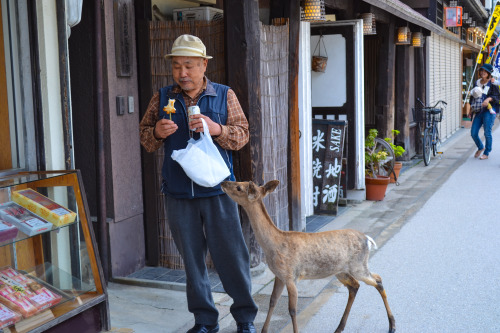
[0,267,62,318]
[0,219,18,243]
[0,303,22,328]
[0,202,52,236]
[12,189,76,227]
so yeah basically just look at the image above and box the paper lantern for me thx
[361,13,376,35]
[395,27,411,45]
[301,0,326,22]
[412,32,424,47]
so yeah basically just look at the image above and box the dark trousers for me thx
[166,194,258,325]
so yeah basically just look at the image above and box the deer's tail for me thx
[366,235,378,251]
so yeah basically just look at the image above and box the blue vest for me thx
[158,80,235,199]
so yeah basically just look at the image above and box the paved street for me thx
[304,126,500,332]
[107,122,500,333]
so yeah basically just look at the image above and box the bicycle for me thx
[413,98,448,166]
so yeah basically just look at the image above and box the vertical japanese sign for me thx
[312,120,346,215]
[477,2,500,64]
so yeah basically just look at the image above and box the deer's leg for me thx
[360,273,396,333]
[335,273,360,333]
[285,281,299,333]
[262,277,285,333]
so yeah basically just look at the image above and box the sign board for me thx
[312,120,346,215]
[114,0,133,77]
[445,7,462,27]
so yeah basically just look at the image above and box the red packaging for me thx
[0,220,18,243]
[0,303,22,328]
[0,267,62,317]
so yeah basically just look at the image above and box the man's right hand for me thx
[154,119,178,139]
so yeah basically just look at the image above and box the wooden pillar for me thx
[375,22,396,139]
[395,46,411,161]
[270,0,301,232]
[224,0,263,267]
[414,46,426,154]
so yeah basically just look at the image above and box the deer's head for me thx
[221,180,280,205]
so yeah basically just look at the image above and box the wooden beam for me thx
[134,0,158,266]
[270,0,301,232]
[224,0,263,266]
[414,46,426,154]
[376,22,396,139]
[395,46,411,161]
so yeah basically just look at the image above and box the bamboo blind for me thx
[150,20,224,269]
[260,22,289,232]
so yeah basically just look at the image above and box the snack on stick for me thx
[163,99,176,120]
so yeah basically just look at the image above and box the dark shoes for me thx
[186,322,254,333]
[237,322,256,333]
[187,323,219,333]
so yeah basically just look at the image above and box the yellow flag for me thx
[477,2,500,63]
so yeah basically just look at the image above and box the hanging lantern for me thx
[395,27,411,45]
[301,0,326,22]
[361,13,376,35]
[412,32,424,47]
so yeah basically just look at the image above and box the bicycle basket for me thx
[427,108,443,122]
[412,106,426,123]
[412,107,443,123]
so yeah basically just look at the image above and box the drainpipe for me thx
[95,0,109,283]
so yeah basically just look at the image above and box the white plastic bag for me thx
[171,118,230,187]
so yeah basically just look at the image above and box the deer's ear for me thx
[247,181,259,201]
[262,180,279,197]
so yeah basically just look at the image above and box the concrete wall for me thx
[102,0,145,277]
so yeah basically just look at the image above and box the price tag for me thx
[0,307,15,320]
[30,292,52,305]
[51,208,70,216]
[24,218,47,228]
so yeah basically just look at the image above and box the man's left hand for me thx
[189,114,222,136]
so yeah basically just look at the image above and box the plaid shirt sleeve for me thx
[214,89,250,151]
[139,92,164,153]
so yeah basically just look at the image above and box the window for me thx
[0,0,36,172]
[436,0,444,28]
[468,31,473,42]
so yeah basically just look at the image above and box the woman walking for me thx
[468,64,500,160]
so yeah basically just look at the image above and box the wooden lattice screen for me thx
[150,20,224,269]
[150,20,290,269]
[260,22,289,232]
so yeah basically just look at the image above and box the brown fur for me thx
[221,180,396,333]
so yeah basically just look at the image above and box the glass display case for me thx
[0,170,109,333]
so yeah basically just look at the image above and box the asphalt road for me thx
[304,127,500,333]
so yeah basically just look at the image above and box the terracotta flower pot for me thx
[390,162,403,183]
[365,175,390,201]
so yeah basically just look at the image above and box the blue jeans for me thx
[471,111,496,156]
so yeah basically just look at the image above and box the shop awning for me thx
[363,0,462,41]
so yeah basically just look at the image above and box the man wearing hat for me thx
[140,35,257,333]
[468,63,500,160]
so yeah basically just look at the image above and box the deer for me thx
[221,180,396,333]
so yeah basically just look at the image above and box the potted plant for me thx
[384,130,405,183]
[365,129,391,201]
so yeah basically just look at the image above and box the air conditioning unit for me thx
[173,7,223,22]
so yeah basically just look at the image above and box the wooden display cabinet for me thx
[0,170,109,333]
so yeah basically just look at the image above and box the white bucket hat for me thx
[164,34,213,59]
[471,86,483,99]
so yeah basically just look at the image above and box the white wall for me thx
[299,22,313,224]
[310,34,347,107]
[36,1,71,286]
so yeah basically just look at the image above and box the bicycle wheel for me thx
[423,128,432,166]
[432,126,439,157]
[373,137,395,177]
